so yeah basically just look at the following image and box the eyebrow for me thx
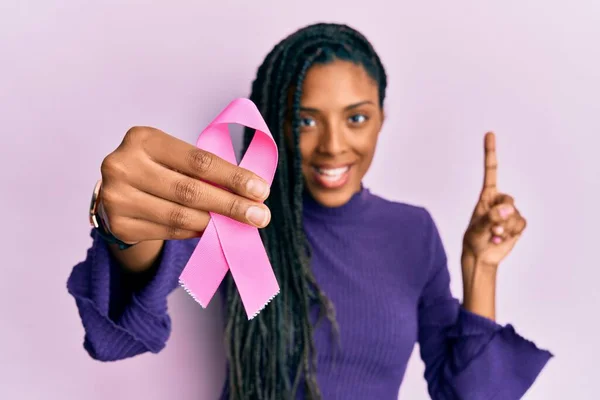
[299,100,375,113]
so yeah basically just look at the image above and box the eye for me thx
[348,114,368,125]
[299,116,316,128]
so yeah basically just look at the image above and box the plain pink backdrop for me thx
[2,1,598,399]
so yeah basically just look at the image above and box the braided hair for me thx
[223,23,388,400]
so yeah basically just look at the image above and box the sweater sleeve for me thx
[66,229,197,361]
[417,211,553,400]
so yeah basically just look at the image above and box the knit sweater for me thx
[67,187,552,399]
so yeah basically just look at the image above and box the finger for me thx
[492,193,514,206]
[109,188,212,233]
[489,207,526,240]
[482,132,498,191]
[133,162,271,228]
[506,215,527,236]
[490,215,518,239]
[146,131,271,201]
[491,219,526,244]
[108,217,200,243]
[491,224,506,238]
[488,202,515,224]
[468,204,511,242]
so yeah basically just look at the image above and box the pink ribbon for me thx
[179,98,279,319]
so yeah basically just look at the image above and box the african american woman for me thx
[67,23,552,399]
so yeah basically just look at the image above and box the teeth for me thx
[314,166,350,183]
[316,166,349,177]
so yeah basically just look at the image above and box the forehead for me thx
[300,60,379,107]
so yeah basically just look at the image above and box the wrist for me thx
[461,251,498,320]
[461,250,499,272]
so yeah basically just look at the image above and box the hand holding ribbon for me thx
[179,98,280,319]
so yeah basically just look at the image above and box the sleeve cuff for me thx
[131,237,195,314]
[447,307,503,337]
[113,237,194,351]
[450,310,553,400]
[67,230,197,360]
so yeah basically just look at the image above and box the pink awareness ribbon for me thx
[179,98,279,319]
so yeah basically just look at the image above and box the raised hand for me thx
[462,132,527,267]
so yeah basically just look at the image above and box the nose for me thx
[317,121,347,155]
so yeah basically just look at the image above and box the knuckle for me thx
[504,217,515,229]
[101,153,129,182]
[173,179,200,204]
[123,126,151,145]
[230,168,248,191]
[187,149,214,175]
[166,224,183,239]
[167,206,191,229]
[227,197,243,219]
[99,187,119,209]
[100,154,117,178]
[500,194,515,204]
[519,218,528,231]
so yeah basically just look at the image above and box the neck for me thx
[302,184,372,220]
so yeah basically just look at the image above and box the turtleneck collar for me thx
[302,184,373,221]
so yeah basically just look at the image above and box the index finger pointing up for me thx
[483,131,498,190]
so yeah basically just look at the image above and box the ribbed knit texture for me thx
[67,187,552,399]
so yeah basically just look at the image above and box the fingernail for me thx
[500,206,514,219]
[247,179,269,200]
[492,236,502,244]
[246,206,270,227]
[493,225,504,235]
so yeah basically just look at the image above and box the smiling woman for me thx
[295,60,383,206]
[67,22,552,400]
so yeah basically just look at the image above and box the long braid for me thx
[224,23,388,400]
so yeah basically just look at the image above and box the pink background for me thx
[2,1,598,399]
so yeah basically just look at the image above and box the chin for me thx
[306,186,357,208]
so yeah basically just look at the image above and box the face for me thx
[289,59,384,208]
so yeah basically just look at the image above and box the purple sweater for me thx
[67,188,552,399]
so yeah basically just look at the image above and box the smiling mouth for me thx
[311,165,352,189]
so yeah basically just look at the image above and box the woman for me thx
[67,23,552,399]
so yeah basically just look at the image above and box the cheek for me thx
[355,129,380,157]
[351,131,379,178]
